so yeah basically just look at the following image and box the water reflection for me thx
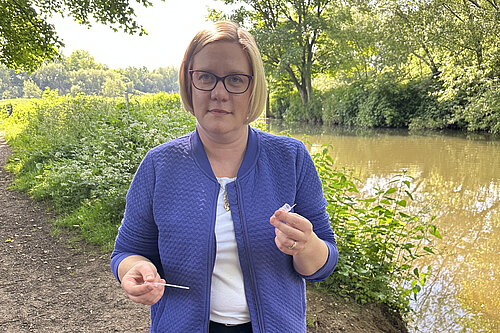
[267,120,500,332]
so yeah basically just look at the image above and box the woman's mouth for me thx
[208,109,231,115]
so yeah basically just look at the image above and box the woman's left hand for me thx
[270,209,329,275]
[270,210,314,255]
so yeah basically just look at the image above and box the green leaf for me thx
[429,225,442,239]
[405,190,414,201]
[396,199,407,207]
[423,246,434,254]
[384,188,397,195]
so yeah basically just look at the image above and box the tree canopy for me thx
[0,50,179,99]
[0,0,159,72]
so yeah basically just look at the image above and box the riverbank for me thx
[0,133,407,332]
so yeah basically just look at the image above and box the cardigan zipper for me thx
[205,182,219,332]
[234,181,264,332]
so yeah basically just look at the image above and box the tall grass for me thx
[0,92,439,314]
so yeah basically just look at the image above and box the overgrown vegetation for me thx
[0,92,195,249]
[214,0,499,134]
[0,92,439,315]
[312,148,440,313]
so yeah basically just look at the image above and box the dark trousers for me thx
[209,321,253,333]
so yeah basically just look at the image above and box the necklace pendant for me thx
[223,190,230,211]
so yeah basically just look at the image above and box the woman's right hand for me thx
[121,260,165,305]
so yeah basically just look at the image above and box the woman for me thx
[111,21,338,332]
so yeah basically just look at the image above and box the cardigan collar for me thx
[190,125,259,180]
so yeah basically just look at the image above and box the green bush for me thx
[312,147,440,313]
[454,78,500,134]
[320,76,463,131]
[322,81,365,126]
[1,92,196,250]
[270,90,324,123]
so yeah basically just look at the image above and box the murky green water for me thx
[267,120,500,332]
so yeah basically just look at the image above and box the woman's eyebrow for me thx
[193,68,251,75]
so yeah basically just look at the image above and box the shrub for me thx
[312,147,440,313]
[322,81,365,126]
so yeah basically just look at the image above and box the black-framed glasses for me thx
[189,70,253,94]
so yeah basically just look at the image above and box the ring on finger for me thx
[289,240,297,250]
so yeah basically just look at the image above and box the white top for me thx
[209,177,250,324]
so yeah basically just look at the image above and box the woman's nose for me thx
[211,80,229,100]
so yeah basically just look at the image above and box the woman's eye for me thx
[228,75,244,84]
[198,74,212,81]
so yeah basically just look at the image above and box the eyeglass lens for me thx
[191,71,251,94]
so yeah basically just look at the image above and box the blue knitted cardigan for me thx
[111,127,338,332]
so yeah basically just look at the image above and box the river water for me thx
[267,120,499,333]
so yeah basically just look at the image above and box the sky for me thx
[47,0,226,70]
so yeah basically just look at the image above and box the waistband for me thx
[209,320,252,333]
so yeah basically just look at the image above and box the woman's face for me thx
[191,41,252,139]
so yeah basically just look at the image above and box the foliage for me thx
[323,3,387,80]
[0,51,179,99]
[1,92,441,314]
[0,92,195,250]
[64,50,105,72]
[312,147,440,313]
[270,89,323,123]
[0,0,162,72]
[211,0,333,106]
[255,0,499,134]
[3,0,499,132]
[23,80,42,99]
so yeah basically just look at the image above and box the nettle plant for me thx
[312,147,441,313]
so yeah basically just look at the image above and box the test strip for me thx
[143,281,190,290]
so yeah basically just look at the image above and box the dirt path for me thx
[0,133,406,332]
[0,134,150,332]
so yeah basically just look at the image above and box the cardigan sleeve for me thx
[110,151,162,283]
[294,142,338,282]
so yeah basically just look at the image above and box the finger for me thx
[275,228,300,248]
[129,287,164,305]
[140,266,159,283]
[275,227,301,245]
[274,211,311,231]
[274,235,300,254]
[274,211,314,236]
[271,215,304,240]
[123,279,154,297]
[125,278,165,303]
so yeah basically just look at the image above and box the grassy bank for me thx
[0,92,440,317]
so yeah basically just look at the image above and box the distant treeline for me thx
[0,50,178,99]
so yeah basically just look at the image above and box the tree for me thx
[70,69,113,95]
[0,65,26,99]
[0,0,161,72]
[376,0,443,77]
[65,50,104,72]
[212,0,333,106]
[102,73,126,97]
[324,3,387,81]
[23,79,42,98]
[32,63,71,94]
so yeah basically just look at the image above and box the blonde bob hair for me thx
[179,21,267,123]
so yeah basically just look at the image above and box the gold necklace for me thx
[223,187,230,211]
